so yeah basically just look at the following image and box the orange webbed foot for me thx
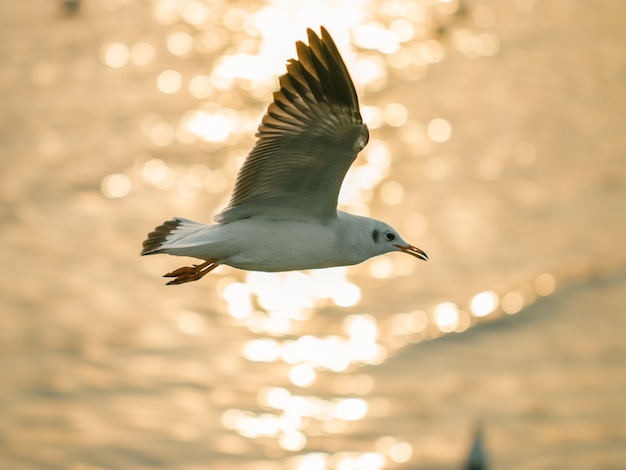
[163,259,219,285]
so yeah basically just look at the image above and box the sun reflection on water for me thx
[156,69,183,94]
[100,173,131,198]
[501,290,524,314]
[92,0,574,467]
[100,42,129,68]
[470,290,499,318]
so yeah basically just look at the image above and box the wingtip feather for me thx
[141,218,182,255]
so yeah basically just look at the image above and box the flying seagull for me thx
[142,27,428,285]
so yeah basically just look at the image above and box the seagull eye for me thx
[385,232,396,241]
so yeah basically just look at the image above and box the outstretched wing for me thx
[216,27,369,224]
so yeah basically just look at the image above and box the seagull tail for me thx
[141,217,210,256]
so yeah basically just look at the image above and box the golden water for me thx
[1,0,625,468]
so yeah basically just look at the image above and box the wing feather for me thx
[216,27,369,224]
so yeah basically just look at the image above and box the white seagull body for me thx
[142,27,427,285]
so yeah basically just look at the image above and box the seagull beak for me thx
[395,244,428,261]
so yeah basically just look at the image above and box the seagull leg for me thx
[163,259,219,285]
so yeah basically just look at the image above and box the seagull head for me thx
[337,213,428,264]
[369,221,428,261]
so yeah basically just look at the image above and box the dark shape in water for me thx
[464,424,488,470]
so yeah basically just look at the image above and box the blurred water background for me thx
[1,0,625,469]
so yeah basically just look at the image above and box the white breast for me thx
[220,217,348,271]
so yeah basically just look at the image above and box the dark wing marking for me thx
[141,219,181,255]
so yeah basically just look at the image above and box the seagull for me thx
[141,27,428,285]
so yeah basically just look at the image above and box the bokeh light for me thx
[369,257,394,279]
[167,31,194,57]
[279,431,307,451]
[382,103,408,127]
[296,453,328,470]
[185,110,234,142]
[535,273,556,296]
[156,69,183,94]
[289,364,317,388]
[389,442,413,463]
[433,302,460,332]
[332,283,361,307]
[470,291,499,317]
[101,173,131,198]
[379,180,405,205]
[101,42,129,68]
[243,339,281,362]
[502,291,524,314]
[426,118,452,143]
[333,398,368,421]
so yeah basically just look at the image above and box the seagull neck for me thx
[335,211,377,263]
